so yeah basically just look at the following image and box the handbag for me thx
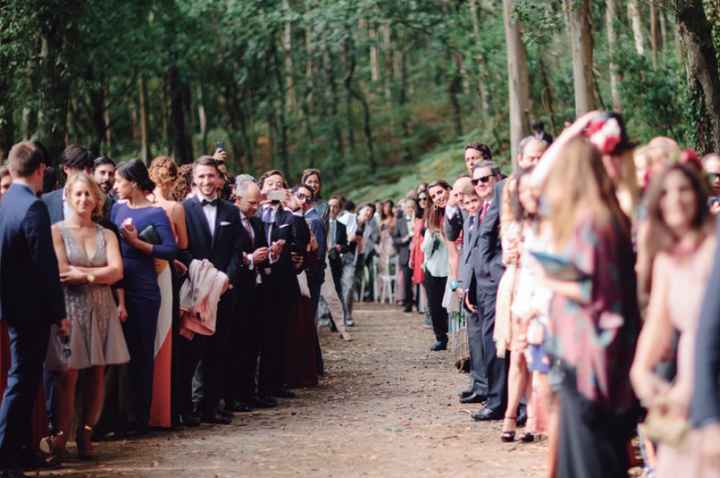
[139,224,161,245]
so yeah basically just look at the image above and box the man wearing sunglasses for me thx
[703,154,720,210]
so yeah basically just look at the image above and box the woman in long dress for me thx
[631,163,720,478]
[147,156,188,428]
[112,160,178,435]
[44,173,128,460]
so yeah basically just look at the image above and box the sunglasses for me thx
[472,175,493,185]
[295,193,311,201]
[418,196,428,201]
[708,173,720,182]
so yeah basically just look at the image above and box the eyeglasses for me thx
[708,173,720,182]
[472,175,493,185]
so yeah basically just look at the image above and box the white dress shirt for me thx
[198,194,218,237]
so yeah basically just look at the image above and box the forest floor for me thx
[35,303,546,478]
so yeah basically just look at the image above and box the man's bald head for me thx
[235,179,262,216]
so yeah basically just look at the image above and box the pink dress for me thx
[653,236,720,478]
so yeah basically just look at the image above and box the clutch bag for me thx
[139,224,161,245]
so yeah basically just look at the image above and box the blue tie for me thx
[261,207,274,224]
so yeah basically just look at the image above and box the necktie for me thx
[261,206,274,224]
[242,216,254,246]
[480,201,490,222]
[202,198,218,207]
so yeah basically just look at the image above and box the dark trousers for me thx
[177,294,234,417]
[557,367,635,478]
[400,263,412,307]
[258,281,297,396]
[227,289,261,403]
[363,251,376,300]
[466,311,488,396]
[123,295,159,430]
[0,321,50,468]
[475,287,506,412]
[424,272,448,344]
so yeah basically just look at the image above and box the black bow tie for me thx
[201,198,218,207]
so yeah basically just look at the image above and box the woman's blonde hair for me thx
[544,137,625,247]
[64,173,106,219]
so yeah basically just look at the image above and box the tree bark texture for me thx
[628,0,646,56]
[502,0,531,159]
[606,0,623,112]
[565,0,597,115]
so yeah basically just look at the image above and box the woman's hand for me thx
[120,222,140,247]
[60,266,89,285]
[631,370,671,408]
[117,303,128,322]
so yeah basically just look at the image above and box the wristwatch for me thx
[86,273,96,284]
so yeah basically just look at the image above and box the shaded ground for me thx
[38,303,546,478]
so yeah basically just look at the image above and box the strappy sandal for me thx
[501,416,516,442]
[76,424,96,460]
[520,415,536,442]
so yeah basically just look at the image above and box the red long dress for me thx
[410,218,426,285]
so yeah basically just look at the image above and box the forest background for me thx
[1,0,720,200]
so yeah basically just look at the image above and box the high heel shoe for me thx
[501,416,516,442]
[520,415,536,443]
[76,424,96,460]
[39,431,66,465]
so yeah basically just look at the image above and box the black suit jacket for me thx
[259,206,301,295]
[0,184,65,324]
[236,214,267,293]
[182,196,243,285]
[444,205,465,242]
[471,180,506,292]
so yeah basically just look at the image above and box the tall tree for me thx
[564,0,597,115]
[502,0,531,158]
[606,0,623,111]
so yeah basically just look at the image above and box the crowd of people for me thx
[368,115,720,477]
[3,109,720,478]
[0,142,378,478]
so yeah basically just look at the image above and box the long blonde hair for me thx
[544,137,626,247]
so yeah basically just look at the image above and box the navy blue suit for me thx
[0,183,65,469]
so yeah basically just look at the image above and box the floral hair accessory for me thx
[584,117,622,155]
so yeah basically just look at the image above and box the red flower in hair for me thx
[584,118,622,155]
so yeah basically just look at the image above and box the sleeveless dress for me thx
[56,224,130,370]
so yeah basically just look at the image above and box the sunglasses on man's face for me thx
[708,173,720,183]
[472,175,492,186]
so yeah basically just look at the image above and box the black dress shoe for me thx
[403,305,412,313]
[202,412,232,425]
[226,401,255,413]
[179,413,201,427]
[430,341,447,351]
[458,388,474,399]
[274,389,297,399]
[459,392,486,404]
[472,407,503,421]
[253,395,278,408]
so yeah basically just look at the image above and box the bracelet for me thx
[450,280,460,291]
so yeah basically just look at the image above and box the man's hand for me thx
[57,319,71,337]
[252,246,269,264]
[213,148,228,163]
[464,292,477,313]
[270,239,286,258]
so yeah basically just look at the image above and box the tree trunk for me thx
[36,7,78,167]
[168,62,193,164]
[197,84,208,154]
[628,0,646,56]
[282,0,296,113]
[343,37,356,152]
[0,78,14,161]
[650,1,662,68]
[369,22,380,83]
[382,22,393,103]
[677,0,720,152]
[502,0,531,159]
[271,43,290,174]
[398,48,412,162]
[323,47,344,161]
[138,77,151,164]
[565,0,597,115]
[344,33,376,172]
[606,0,623,111]
[449,51,464,138]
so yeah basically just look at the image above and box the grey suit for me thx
[459,211,487,397]
[392,212,413,309]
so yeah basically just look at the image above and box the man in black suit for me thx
[227,178,275,411]
[178,156,243,425]
[257,170,302,400]
[392,200,414,313]
[0,142,67,478]
[466,161,506,421]
[41,145,94,225]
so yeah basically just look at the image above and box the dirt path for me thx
[40,303,547,478]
